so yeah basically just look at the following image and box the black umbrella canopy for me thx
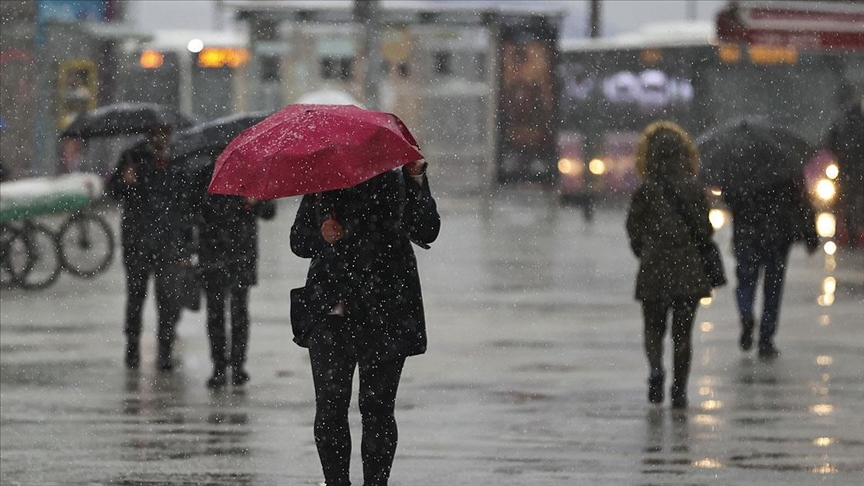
[697,117,813,193]
[60,102,192,139]
[169,111,273,162]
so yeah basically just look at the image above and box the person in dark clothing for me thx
[290,159,440,486]
[107,125,193,371]
[723,174,819,359]
[626,121,713,409]
[192,162,276,388]
[825,98,864,247]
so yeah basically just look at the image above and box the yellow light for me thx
[810,404,834,416]
[709,209,726,230]
[822,277,836,295]
[694,414,721,426]
[815,179,836,201]
[811,463,838,474]
[700,400,723,411]
[718,44,741,63]
[824,241,836,255]
[558,158,576,175]
[692,458,723,469]
[699,296,713,307]
[710,187,722,196]
[748,45,797,64]
[819,315,831,326]
[813,437,835,447]
[699,386,712,396]
[197,47,251,68]
[818,293,835,307]
[700,321,714,332]
[816,355,833,366]
[139,49,164,69]
[816,212,836,238]
[825,163,839,180]
[588,158,606,175]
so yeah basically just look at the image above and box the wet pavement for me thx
[1,190,863,485]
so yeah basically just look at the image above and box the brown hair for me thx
[635,121,699,179]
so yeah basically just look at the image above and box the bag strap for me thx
[659,179,708,250]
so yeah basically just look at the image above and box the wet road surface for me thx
[2,190,863,485]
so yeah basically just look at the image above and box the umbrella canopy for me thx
[170,111,273,162]
[697,117,813,193]
[208,104,422,200]
[60,102,192,139]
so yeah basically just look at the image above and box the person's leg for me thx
[734,244,760,351]
[670,297,698,409]
[154,261,182,371]
[309,319,356,486]
[229,286,251,385]
[123,257,150,369]
[759,244,790,358]
[641,299,669,404]
[204,277,228,387]
[359,355,406,486]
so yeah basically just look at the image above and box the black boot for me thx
[207,367,227,389]
[232,366,250,386]
[758,340,780,360]
[125,339,140,370]
[647,371,664,404]
[739,317,755,351]
[670,384,687,409]
[157,341,174,371]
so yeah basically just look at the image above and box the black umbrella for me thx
[60,102,192,139]
[169,111,273,162]
[697,117,813,193]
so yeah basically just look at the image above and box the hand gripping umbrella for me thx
[207,104,423,200]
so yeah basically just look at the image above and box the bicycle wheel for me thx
[58,212,116,278]
[19,222,63,290]
[1,224,33,288]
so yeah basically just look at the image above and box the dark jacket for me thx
[723,178,819,252]
[107,141,193,264]
[290,168,440,361]
[194,165,276,287]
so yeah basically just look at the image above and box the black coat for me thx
[194,174,276,287]
[107,141,193,265]
[290,168,440,361]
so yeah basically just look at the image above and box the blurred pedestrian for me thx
[824,98,864,247]
[723,164,819,360]
[626,121,712,409]
[290,159,440,486]
[107,125,193,371]
[192,162,276,389]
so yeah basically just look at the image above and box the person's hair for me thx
[635,121,699,179]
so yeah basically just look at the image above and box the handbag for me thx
[660,182,727,289]
[290,286,315,347]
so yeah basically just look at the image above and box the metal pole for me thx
[356,0,382,110]
[589,0,601,38]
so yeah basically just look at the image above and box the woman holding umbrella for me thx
[290,158,440,486]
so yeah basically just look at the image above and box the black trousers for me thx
[203,277,250,371]
[123,251,180,355]
[641,298,698,393]
[309,317,405,486]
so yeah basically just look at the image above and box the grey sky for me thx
[127,0,729,38]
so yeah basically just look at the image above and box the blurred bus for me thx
[557,1,864,219]
[118,30,251,123]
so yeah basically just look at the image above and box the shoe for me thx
[206,369,227,389]
[157,354,174,371]
[125,342,140,370]
[670,385,687,409]
[758,342,781,360]
[739,317,755,351]
[647,372,664,404]
[232,367,250,386]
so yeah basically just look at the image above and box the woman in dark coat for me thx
[626,121,712,409]
[290,159,439,486]
[194,163,276,388]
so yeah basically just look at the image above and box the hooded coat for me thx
[626,122,712,301]
[290,168,440,361]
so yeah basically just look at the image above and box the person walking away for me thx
[626,121,712,409]
[723,168,819,359]
[192,161,276,388]
[825,98,864,248]
[107,125,194,371]
[290,159,440,486]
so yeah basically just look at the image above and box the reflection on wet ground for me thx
[2,196,863,484]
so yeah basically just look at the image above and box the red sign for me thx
[717,1,864,51]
